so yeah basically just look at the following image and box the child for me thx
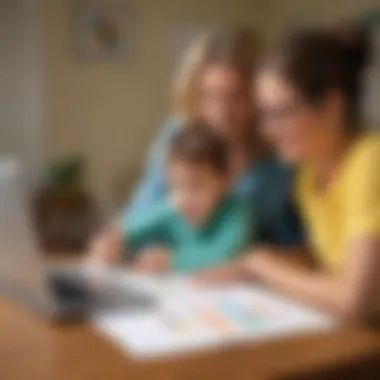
[89,123,254,274]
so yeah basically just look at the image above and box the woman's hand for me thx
[134,246,172,274]
[194,248,280,285]
[244,244,316,276]
[86,225,123,267]
[241,242,380,321]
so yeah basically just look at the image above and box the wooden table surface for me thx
[1,299,380,380]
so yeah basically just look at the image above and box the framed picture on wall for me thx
[73,1,135,60]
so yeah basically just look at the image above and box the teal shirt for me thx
[126,119,303,246]
[124,194,253,273]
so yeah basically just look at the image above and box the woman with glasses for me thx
[245,26,380,321]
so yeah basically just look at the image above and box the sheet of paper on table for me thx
[92,275,334,359]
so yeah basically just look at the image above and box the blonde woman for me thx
[89,28,302,274]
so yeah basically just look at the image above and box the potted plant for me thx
[34,155,98,254]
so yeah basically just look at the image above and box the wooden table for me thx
[1,299,380,380]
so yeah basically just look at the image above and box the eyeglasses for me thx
[257,101,305,124]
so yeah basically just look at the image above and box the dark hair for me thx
[168,123,229,173]
[268,26,371,129]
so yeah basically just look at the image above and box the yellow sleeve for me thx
[345,139,380,236]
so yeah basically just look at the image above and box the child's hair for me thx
[168,123,229,173]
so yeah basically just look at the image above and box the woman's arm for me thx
[246,236,380,321]
[253,143,380,321]
[194,246,313,284]
[126,119,178,220]
[246,140,380,321]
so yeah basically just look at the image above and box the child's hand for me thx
[193,260,248,284]
[86,226,122,267]
[134,247,172,274]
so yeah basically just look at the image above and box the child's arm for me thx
[87,218,172,274]
[86,221,124,266]
[88,202,173,271]
[134,246,172,273]
[193,258,249,284]
[194,197,254,284]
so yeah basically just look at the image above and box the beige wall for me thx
[0,0,44,187]
[43,0,379,212]
[265,0,379,40]
[43,0,263,212]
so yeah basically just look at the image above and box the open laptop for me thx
[0,159,156,322]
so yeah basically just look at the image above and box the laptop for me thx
[0,159,156,322]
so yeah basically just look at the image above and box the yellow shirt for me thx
[297,133,380,272]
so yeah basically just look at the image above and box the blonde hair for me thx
[174,27,260,121]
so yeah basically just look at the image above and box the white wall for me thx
[0,0,44,188]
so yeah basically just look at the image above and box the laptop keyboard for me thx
[48,271,91,304]
[48,270,157,314]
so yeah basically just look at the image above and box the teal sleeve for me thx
[123,202,173,252]
[246,200,258,246]
[237,198,255,251]
[215,196,253,257]
[226,196,256,256]
[225,196,256,249]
